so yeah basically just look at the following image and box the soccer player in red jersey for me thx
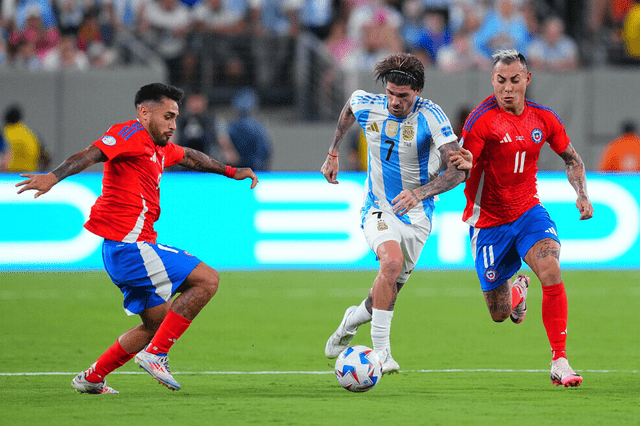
[450,49,593,387]
[16,83,258,393]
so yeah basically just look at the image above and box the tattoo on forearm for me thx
[52,146,105,181]
[328,101,355,153]
[413,142,466,200]
[181,147,224,174]
[560,144,588,199]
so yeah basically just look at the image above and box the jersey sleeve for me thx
[460,119,486,161]
[92,125,146,160]
[426,101,457,149]
[164,142,185,167]
[545,112,571,154]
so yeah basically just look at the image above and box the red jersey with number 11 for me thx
[84,120,184,244]
[460,96,570,228]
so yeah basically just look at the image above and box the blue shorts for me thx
[102,240,202,315]
[470,204,560,292]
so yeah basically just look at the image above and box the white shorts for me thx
[361,205,431,284]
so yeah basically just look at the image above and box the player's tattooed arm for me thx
[321,101,356,184]
[180,146,226,174]
[392,141,466,215]
[180,147,259,188]
[559,143,593,220]
[16,144,106,198]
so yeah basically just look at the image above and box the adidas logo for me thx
[367,122,380,133]
[545,227,558,236]
[500,133,513,143]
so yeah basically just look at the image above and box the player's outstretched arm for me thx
[180,147,258,189]
[559,143,593,220]
[16,145,106,198]
[392,141,467,216]
[321,100,356,184]
[450,146,473,177]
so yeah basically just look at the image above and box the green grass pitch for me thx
[1,270,638,425]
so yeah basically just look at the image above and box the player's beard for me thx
[148,122,171,146]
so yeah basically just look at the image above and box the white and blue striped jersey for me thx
[350,89,458,225]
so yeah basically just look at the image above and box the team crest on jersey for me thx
[531,128,543,144]
[377,220,388,231]
[386,121,399,138]
[484,268,498,282]
[101,135,116,146]
[402,125,414,141]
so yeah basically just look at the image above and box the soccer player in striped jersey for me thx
[321,53,470,374]
[451,49,593,387]
[16,83,258,394]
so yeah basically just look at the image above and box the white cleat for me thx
[325,306,358,359]
[135,347,181,391]
[71,370,119,394]
[374,347,400,375]
[550,357,583,388]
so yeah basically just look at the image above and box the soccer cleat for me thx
[325,305,358,359]
[550,357,583,387]
[510,274,530,324]
[134,347,181,391]
[374,347,400,375]
[71,370,119,394]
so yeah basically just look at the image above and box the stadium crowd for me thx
[0,0,639,91]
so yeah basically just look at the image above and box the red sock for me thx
[512,284,524,310]
[542,282,568,360]
[85,340,135,383]
[146,310,192,355]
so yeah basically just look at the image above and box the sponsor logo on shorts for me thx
[101,135,116,146]
[377,221,388,231]
[485,268,498,282]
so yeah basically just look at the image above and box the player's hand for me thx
[234,168,259,189]
[450,147,473,170]
[576,197,593,220]
[15,173,59,198]
[321,155,339,184]
[392,189,420,216]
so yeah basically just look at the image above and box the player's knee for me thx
[380,257,403,280]
[536,267,561,286]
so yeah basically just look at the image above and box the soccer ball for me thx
[334,345,382,392]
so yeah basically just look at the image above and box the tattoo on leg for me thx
[484,282,512,321]
[536,240,560,261]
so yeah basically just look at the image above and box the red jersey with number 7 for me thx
[460,96,570,228]
[84,120,185,244]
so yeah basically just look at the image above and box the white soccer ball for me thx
[334,345,382,392]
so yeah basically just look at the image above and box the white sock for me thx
[344,299,372,333]
[371,308,394,351]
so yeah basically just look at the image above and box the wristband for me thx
[327,152,338,158]
[224,165,236,178]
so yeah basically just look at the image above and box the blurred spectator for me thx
[0,133,10,171]
[437,30,491,72]
[622,0,640,59]
[2,104,41,172]
[9,6,60,61]
[191,0,251,88]
[403,6,452,66]
[472,0,531,59]
[526,16,580,71]
[42,32,90,70]
[252,0,300,89]
[15,0,57,30]
[10,39,44,69]
[324,17,358,67]
[76,7,104,52]
[347,0,403,44]
[176,92,239,167]
[226,88,273,171]
[351,9,404,71]
[56,0,86,34]
[298,0,335,41]
[103,0,149,33]
[598,120,640,171]
[140,0,191,86]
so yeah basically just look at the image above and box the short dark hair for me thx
[492,49,528,71]
[4,104,22,124]
[622,120,637,134]
[374,53,425,92]
[134,83,184,107]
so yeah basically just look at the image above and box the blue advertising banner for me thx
[1,172,638,271]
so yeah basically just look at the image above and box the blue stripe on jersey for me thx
[526,99,564,124]
[122,122,144,140]
[353,93,385,105]
[380,119,409,224]
[418,99,447,124]
[464,97,498,132]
